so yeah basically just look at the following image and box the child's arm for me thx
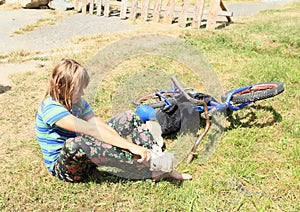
[55,114,151,163]
[84,114,121,137]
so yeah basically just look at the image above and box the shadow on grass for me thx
[196,19,236,29]
[0,85,11,94]
[225,105,282,130]
[82,165,185,187]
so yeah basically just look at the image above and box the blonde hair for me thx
[45,59,90,111]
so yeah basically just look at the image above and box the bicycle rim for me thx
[226,82,284,104]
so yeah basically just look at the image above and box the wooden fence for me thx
[74,0,232,29]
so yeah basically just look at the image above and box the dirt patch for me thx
[0,3,22,10]
[0,60,50,86]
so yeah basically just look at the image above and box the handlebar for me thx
[170,76,212,163]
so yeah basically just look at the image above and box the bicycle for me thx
[132,76,284,163]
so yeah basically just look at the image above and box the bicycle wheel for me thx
[132,92,178,108]
[223,82,284,104]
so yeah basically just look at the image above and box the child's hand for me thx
[130,145,151,163]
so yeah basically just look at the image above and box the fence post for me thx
[191,0,205,29]
[164,0,175,24]
[178,0,189,27]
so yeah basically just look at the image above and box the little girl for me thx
[35,58,192,182]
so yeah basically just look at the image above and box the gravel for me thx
[226,1,291,17]
[0,9,137,54]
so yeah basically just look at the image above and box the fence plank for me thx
[178,0,189,27]
[96,0,102,16]
[141,0,150,21]
[153,0,162,22]
[164,0,175,24]
[82,0,87,14]
[220,0,231,22]
[120,0,128,19]
[129,0,138,20]
[104,0,110,17]
[74,0,79,11]
[89,0,95,14]
[191,0,205,29]
[206,0,220,29]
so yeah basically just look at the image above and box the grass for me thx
[0,1,299,211]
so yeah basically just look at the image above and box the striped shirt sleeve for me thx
[41,99,71,126]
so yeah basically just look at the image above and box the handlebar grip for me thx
[186,152,194,163]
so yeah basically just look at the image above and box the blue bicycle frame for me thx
[194,85,253,113]
[158,80,253,114]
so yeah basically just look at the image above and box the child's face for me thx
[72,87,85,104]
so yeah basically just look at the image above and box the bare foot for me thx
[152,170,192,181]
[170,170,193,180]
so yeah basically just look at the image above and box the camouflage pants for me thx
[53,110,159,182]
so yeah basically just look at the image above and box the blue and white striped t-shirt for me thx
[35,97,93,172]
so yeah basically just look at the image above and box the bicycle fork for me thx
[187,102,211,163]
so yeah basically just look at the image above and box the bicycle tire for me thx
[132,92,178,108]
[222,82,284,104]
